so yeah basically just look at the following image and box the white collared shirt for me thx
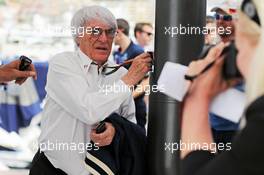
[38,48,136,175]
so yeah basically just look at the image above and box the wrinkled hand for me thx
[90,122,115,147]
[0,59,37,85]
[122,53,152,87]
[186,42,238,101]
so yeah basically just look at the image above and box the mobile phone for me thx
[147,51,154,60]
[19,55,32,71]
[96,122,106,134]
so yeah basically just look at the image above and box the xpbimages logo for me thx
[164,24,232,37]
[164,140,232,154]
[9,26,102,38]
[37,140,100,154]
[99,83,165,95]
[71,26,101,37]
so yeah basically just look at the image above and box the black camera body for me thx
[199,42,242,80]
[19,55,32,71]
[221,42,242,79]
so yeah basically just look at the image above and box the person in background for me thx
[114,18,148,132]
[205,16,218,45]
[0,59,37,85]
[134,22,154,50]
[30,6,151,175]
[114,19,144,64]
[211,6,237,43]
[181,0,264,174]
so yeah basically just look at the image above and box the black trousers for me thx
[29,150,67,175]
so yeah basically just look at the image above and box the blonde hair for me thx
[243,0,264,104]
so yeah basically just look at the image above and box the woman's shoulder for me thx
[246,95,264,120]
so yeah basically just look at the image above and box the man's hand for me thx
[132,77,150,98]
[0,59,37,85]
[122,53,152,87]
[90,122,115,147]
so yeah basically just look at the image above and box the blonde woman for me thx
[181,0,264,174]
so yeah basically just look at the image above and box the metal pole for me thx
[147,0,206,174]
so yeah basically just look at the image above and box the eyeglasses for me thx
[93,55,154,76]
[91,27,117,39]
[215,14,233,21]
[91,59,134,76]
[140,30,153,36]
[102,59,135,75]
[91,52,154,76]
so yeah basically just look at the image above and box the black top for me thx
[85,113,147,175]
[181,95,264,175]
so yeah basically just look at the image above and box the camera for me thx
[19,55,32,71]
[199,42,242,80]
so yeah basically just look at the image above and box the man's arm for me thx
[46,60,132,125]
[132,77,149,98]
[46,52,151,125]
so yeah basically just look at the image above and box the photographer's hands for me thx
[181,42,239,158]
[185,42,238,101]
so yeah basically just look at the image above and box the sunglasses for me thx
[141,30,153,36]
[215,14,233,21]
[91,27,117,39]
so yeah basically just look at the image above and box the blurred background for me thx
[0,1,155,174]
[0,0,155,60]
[0,0,241,174]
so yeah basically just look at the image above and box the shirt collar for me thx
[77,48,93,71]
[77,48,112,74]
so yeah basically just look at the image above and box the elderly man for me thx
[29,6,151,175]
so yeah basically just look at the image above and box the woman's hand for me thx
[181,42,239,158]
[185,42,237,102]
[181,42,241,157]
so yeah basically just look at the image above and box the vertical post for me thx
[147,0,206,174]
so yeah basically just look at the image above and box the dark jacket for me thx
[181,95,264,175]
[85,113,147,175]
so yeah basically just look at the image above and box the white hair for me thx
[70,5,117,46]
[245,0,264,104]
